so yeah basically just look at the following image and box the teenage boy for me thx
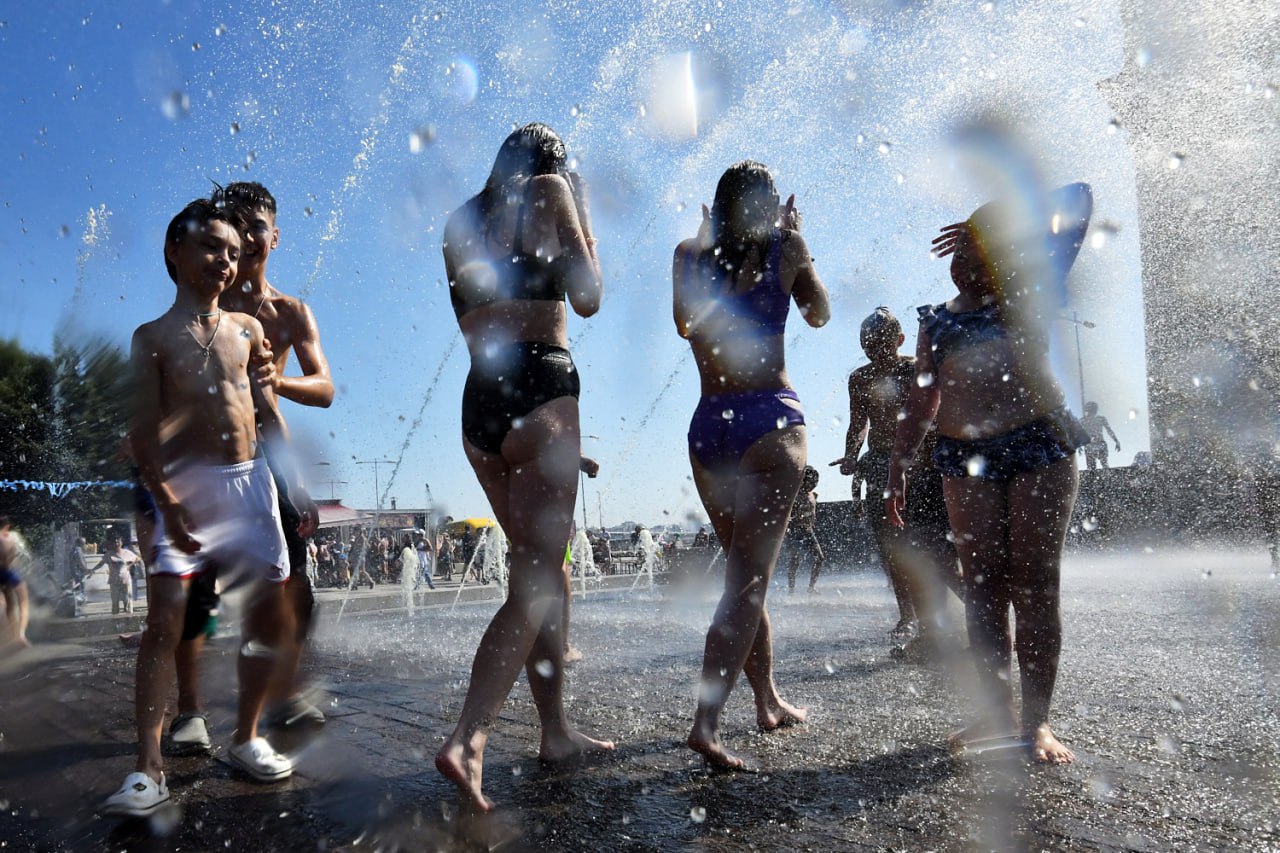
[103,200,309,816]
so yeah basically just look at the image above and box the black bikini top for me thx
[917,301,1008,368]
[449,183,568,319]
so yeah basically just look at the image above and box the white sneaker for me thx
[169,712,211,754]
[228,737,293,782]
[102,772,170,817]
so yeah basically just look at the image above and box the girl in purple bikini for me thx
[673,161,831,770]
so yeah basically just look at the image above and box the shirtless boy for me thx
[103,199,307,817]
[168,182,333,754]
[831,308,959,655]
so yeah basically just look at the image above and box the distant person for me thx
[1079,402,1121,469]
[104,535,138,616]
[562,456,601,665]
[436,122,610,811]
[103,199,311,817]
[437,532,454,581]
[0,516,30,652]
[830,307,960,657]
[674,160,830,769]
[415,534,435,590]
[692,527,710,548]
[784,466,826,593]
[887,182,1093,764]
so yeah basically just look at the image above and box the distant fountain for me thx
[570,528,598,598]
[450,525,507,610]
[629,527,663,592]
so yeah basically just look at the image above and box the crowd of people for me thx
[0,121,1111,826]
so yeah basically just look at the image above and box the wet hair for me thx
[801,465,819,491]
[1084,401,1098,415]
[709,160,780,289]
[212,181,277,218]
[163,198,243,283]
[478,123,567,216]
[859,307,902,354]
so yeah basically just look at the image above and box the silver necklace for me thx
[188,310,223,365]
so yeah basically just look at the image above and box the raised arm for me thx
[534,173,601,318]
[783,230,830,329]
[885,324,942,528]
[275,301,334,408]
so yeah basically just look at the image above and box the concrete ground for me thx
[1,545,1277,851]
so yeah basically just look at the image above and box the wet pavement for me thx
[2,545,1278,851]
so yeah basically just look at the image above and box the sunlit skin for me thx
[0,520,30,652]
[170,196,332,723]
[831,325,920,631]
[886,184,1092,764]
[437,152,609,812]
[673,184,831,771]
[128,215,301,783]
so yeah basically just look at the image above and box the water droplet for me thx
[1106,118,1121,135]
[1135,47,1151,68]
[1088,774,1113,799]
[1128,408,1138,420]
[855,133,865,145]
[703,22,711,32]
[1001,372,1011,382]
[720,409,735,421]
[511,765,522,777]
[207,386,217,395]
[230,122,240,135]
[533,658,553,678]
[980,1,994,11]
[59,224,71,237]
[1082,516,1099,532]
[570,103,582,118]
[1156,734,1181,755]
[191,42,201,52]
[776,416,789,429]
[1265,84,1276,100]
[409,124,437,153]
[676,201,687,213]
[1166,152,1184,170]
[1170,694,1185,712]
[877,141,892,155]
[1191,376,1201,388]
[895,172,905,185]
[965,456,986,477]
[690,806,707,823]
[1073,16,1086,28]
[303,206,314,217]
[1200,569,1212,580]
[823,659,835,674]
[161,90,191,120]
[221,432,230,441]
[916,372,934,388]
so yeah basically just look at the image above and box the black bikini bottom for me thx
[462,342,580,455]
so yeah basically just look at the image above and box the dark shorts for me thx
[688,389,805,471]
[783,525,821,560]
[933,408,1089,481]
[0,567,21,587]
[462,343,580,455]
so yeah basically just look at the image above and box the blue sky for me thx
[0,1,1151,525]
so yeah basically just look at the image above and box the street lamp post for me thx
[1061,310,1096,412]
[312,461,347,500]
[354,458,394,513]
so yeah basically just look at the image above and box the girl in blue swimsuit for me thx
[673,161,831,770]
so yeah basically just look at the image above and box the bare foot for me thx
[563,646,584,665]
[687,730,751,772]
[435,740,494,812]
[757,697,808,732]
[538,728,615,764]
[1030,724,1074,764]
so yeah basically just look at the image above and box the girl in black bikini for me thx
[887,182,1093,764]
[436,123,610,811]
